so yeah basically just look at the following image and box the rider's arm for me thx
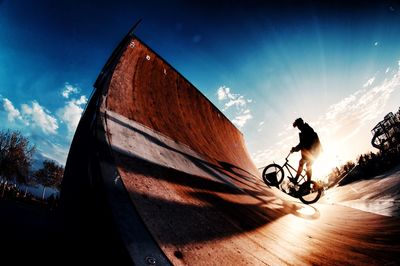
[291,145,301,153]
[291,132,303,153]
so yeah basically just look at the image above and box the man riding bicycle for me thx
[290,118,322,183]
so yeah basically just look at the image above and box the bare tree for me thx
[34,160,64,190]
[0,130,35,183]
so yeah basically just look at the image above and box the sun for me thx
[312,143,343,182]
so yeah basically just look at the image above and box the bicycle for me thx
[262,152,323,204]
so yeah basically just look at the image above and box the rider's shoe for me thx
[302,183,314,195]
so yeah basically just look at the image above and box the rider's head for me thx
[293,118,304,128]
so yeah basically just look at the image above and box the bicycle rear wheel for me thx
[299,180,322,204]
[262,164,284,186]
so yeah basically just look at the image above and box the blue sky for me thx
[1,0,400,178]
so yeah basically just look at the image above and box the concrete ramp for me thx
[61,32,400,265]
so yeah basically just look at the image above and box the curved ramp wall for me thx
[106,39,257,174]
[101,36,279,265]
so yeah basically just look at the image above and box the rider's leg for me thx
[295,159,305,181]
[301,150,314,181]
[305,161,313,181]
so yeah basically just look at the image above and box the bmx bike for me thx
[262,152,323,204]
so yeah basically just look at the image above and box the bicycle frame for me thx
[281,152,307,185]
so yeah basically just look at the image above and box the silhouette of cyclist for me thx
[290,118,322,183]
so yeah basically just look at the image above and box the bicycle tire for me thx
[299,180,322,204]
[262,164,284,186]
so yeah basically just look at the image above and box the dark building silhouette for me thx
[371,107,400,152]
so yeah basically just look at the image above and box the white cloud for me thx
[223,96,247,110]
[217,86,252,111]
[62,83,79,98]
[37,140,69,166]
[57,96,87,134]
[1,97,58,135]
[363,76,375,87]
[21,101,59,135]
[320,67,399,140]
[75,95,88,105]
[252,148,274,167]
[217,86,253,128]
[2,98,22,122]
[232,109,253,128]
[257,121,265,132]
[217,86,229,100]
[251,128,296,168]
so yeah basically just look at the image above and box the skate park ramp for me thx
[60,31,400,265]
[325,165,400,217]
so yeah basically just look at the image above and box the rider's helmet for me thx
[293,118,304,128]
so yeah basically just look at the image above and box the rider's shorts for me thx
[301,149,315,164]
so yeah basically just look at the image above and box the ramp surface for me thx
[62,34,400,265]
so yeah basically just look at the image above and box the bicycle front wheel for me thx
[299,181,322,204]
[262,164,284,186]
